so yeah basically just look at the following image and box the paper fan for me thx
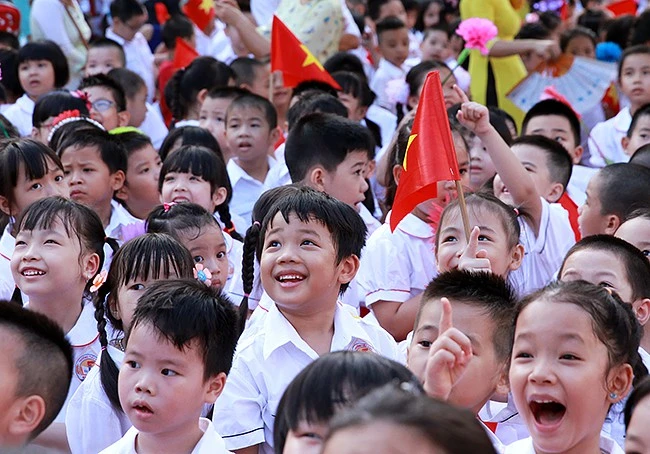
[507,54,617,114]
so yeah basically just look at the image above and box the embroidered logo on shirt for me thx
[346,338,375,353]
[74,353,97,381]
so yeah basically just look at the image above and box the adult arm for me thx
[215,0,271,59]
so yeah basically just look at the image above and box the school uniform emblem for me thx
[74,353,97,381]
[346,338,375,353]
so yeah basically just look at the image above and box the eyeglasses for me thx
[91,99,116,112]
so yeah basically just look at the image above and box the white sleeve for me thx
[587,122,609,168]
[30,0,86,69]
[341,0,361,36]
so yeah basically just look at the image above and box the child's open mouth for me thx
[530,400,566,427]
[276,273,305,286]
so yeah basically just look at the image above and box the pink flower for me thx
[90,270,108,293]
[456,18,498,56]
[194,264,213,287]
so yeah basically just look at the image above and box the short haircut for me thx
[560,26,597,53]
[107,67,146,100]
[618,45,650,80]
[332,71,375,107]
[367,0,397,21]
[225,92,277,129]
[630,143,650,169]
[522,99,581,148]
[126,279,240,379]
[512,134,573,190]
[109,0,145,22]
[88,37,126,66]
[112,129,152,157]
[32,90,90,128]
[17,41,69,88]
[596,163,650,221]
[376,16,407,43]
[285,112,374,182]
[627,103,650,138]
[79,73,127,112]
[158,125,222,162]
[291,80,339,100]
[559,234,650,302]
[419,270,517,362]
[0,48,21,98]
[258,186,367,293]
[0,301,73,440]
[286,93,348,131]
[422,24,450,40]
[161,14,194,49]
[630,10,650,46]
[230,57,266,87]
[515,22,551,40]
[205,86,249,102]
[58,128,128,175]
[0,31,20,50]
[625,375,650,428]
[325,384,496,454]
[274,351,421,454]
[323,52,367,81]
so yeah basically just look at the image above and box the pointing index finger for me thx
[439,297,453,334]
[453,84,470,104]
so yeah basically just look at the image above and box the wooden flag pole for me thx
[269,71,275,104]
[455,180,471,243]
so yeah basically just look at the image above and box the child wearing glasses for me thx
[78,74,130,132]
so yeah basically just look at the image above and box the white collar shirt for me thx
[227,157,278,231]
[105,29,155,102]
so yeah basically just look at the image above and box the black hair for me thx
[17,41,69,89]
[595,163,650,222]
[79,73,127,112]
[323,384,497,454]
[512,134,573,190]
[88,37,127,67]
[0,139,64,218]
[0,48,22,99]
[159,125,223,162]
[161,14,195,49]
[230,57,266,88]
[257,187,366,294]
[375,16,407,43]
[289,93,349,130]
[0,301,73,440]
[624,375,650,428]
[240,185,303,318]
[323,52,367,81]
[0,31,19,50]
[109,0,145,23]
[627,103,650,138]
[274,351,422,454]
[604,15,635,51]
[225,92,278,130]
[559,234,650,302]
[630,143,650,169]
[58,128,128,175]
[514,280,647,384]
[126,279,240,380]
[414,0,446,31]
[32,90,90,128]
[205,85,249,102]
[400,60,453,121]
[560,26,597,53]
[419,270,518,361]
[48,116,104,152]
[522,99,582,148]
[630,10,650,47]
[285,112,374,182]
[515,22,551,40]
[107,67,146,100]
[332,71,376,108]
[422,24,450,41]
[577,8,608,37]
[0,114,19,139]
[367,0,398,21]
[111,129,153,157]
[93,233,195,411]
[618,45,650,80]
[291,80,339,100]
[166,57,234,121]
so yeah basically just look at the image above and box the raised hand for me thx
[454,85,492,136]
[423,298,473,400]
[458,226,492,273]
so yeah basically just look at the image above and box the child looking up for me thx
[78,73,130,132]
[230,58,270,99]
[199,87,248,162]
[65,233,195,454]
[0,302,73,450]
[84,38,126,77]
[225,93,281,229]
[212,187,399,453]
[589,45,650,167]
[622,103,650,158]
[615,208,650,259]
[507,280,640,454]
[0,139,69,301]
[100,279,240,454]
[4,41,69,136]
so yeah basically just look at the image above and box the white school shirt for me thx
[100,418,231,454]
[358,203,381,237]
[66,346,131,454]
[567,164,598,207]
[357,212,437,308]
[227,157,278,232]
[479,397,530,446]
[480,420,505,454]
[138,103,168,150]
[104,200,142,272]
[509,199,575,297]
[105,29,155,103]
[587,107,631,168]
[370,59,409,114]
[211,301,400,453]
[0,224,15,300]
[505,435,623,454]
[55,301,102,423]
[640,346,650,370]
[221,231,251,308]
[3,94,35,137]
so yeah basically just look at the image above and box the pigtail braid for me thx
[218,204,243,242]
[92,284,122,411]
[239,222,260,335]
[166,69,186,123]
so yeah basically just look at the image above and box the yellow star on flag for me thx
[403,134,417,171]
[199,0,213,14]
[300,44,324,71]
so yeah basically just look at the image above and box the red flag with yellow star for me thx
[271,16,341,90]
[182,0,214,32]
[390,71,461,232]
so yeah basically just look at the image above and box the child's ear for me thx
[571,145,584,165]
[607,362,633,405]
[337,254,360,285]
[83,253,101,281]
[117,110,131,127]
[115,184,129,203]
[204,372,227,404]
[31,127,41,141]
[0,195,11,216]
[110,170,126,192]
[604,214,621,235]
[211,186,228,208]
[392,164,403,185]
[621,136,630,154]
[8,395,46,442]
[268,126,281,148]
[546,182,565,203]
[307,166,327,191]
[357,106,369,119]
[494,365,510,398]
[197,88,209,105]
[632,297,650,326]
[508,243,525,272]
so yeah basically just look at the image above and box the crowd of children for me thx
[1,0,650,453]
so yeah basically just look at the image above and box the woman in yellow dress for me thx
[460,0,559,126]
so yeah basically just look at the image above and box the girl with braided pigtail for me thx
[65,233,195,454]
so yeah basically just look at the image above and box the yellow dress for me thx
[460,0,527,126]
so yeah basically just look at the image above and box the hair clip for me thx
[90,269,108,293]
[194,264,213,287]
[47,111,105,143]
[71,89,92,111]
[252,221,261,228]
[513,207,520,216]
[243,292,250,298]
[163,202,176,213]
[224,225,236,234]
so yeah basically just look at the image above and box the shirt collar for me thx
[227,156,277,187]
[388,212,435,239]
[105,200,141,240]
[613,106,632,133]
[105,28,126,45]
[67,301,100,347]
[0,224,15,260]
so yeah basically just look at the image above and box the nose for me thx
[21,241,41,261]
[67,169,82,185]
[360,178,369,194]
[135,371,155,395]
[528,358,556,385]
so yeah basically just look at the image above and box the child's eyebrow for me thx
[519,160,538,169]
[297,228,322,237]
[415,323,437,334]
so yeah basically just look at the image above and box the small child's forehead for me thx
[88,46,122,60]
[226,105,267,122]
[84,85,116,102]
